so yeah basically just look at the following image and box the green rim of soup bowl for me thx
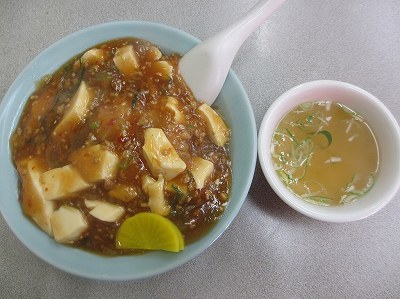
[258,80,400,222]
[0,21,257,280]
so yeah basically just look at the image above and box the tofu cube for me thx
[53,81,92,136]
[149,61,173,80]
[142,128,186,181]
[69,144,119,183]
[84,199,99,209]
[108,184,138,202]
[189,157,214,189]
[142,174,169,216]
[84,200,125,222]
[81,48,105,66]
[17,159,55,236]
[113,45,139,77]
[50,205,88,243]
[40,164,91,201]
[146,46,162,61]
[165,96,185,123]
[197,103,230,147]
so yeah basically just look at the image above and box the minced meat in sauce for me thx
[11,38,232,255]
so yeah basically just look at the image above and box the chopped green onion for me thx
[277,169,291,185]
[285,128,298,144]
[132,91,146,109]
[299,102,313,111]
[118,159,130,170]
[291,138,313,167]
[132,93,139,108]
[306,115,314,123]
[89,120,100,130]
[302,196,334,206]
[172,185,185,197]
[339,103,364,122]
[294,112,326,130]
[172,184,188,204]
[340,172,376,204]
[316,130,332,147]
[339,193,359,204]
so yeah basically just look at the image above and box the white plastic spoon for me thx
[179,0,286,105]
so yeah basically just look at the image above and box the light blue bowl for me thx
[0,21,257,280]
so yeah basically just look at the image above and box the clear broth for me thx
[271,101,379,206]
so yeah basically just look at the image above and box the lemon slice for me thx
[116,212,184,252]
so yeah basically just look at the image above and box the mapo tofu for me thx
[11,38,232,255]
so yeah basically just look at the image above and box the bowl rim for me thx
[0,20,257,280]
[258,80,400,222]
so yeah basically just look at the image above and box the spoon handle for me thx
[179,0,286,105]
[217,0,286,55]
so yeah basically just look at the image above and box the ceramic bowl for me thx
[258,80,400,222]
[0,21,257,280]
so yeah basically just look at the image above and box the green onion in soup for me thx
[271,100,379,206]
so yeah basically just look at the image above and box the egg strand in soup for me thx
[11,38,232,255]
[271,101,379,206]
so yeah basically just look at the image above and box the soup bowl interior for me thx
[0,21,257,280]
[258,80,400,222]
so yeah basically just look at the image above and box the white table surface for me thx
[1,0,400,298]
